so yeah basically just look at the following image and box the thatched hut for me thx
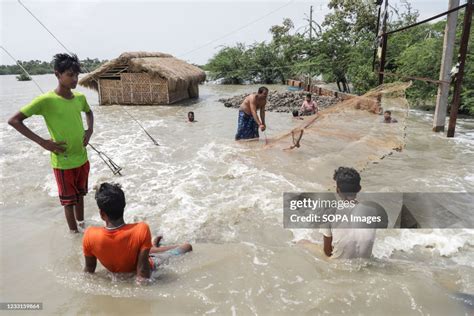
[79,52,206,105]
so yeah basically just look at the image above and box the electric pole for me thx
[447,0,473,137]
[433,0,460,132]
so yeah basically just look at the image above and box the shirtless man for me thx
[235,87,268,140]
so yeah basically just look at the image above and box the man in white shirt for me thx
[321,167,377,259]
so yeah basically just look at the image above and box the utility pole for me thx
[447,0,473,137]
[378,0,389,85]
[373,0,384,71]
[307,5,314,89]
[433,0,460,132]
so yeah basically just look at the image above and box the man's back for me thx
[83,222,152,273]
[321,202,378,259]
[328,228,376,259]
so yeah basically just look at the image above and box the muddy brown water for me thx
[1,75,473,315]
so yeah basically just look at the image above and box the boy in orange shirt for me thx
[83,183,192,281]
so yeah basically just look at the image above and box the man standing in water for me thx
[298,167,383,259]
[320,167,377,259]
[235,86,268,140]
[8,53,93,233]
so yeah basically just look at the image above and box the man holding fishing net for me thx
[235,86,268,140]
[8,53,93,233]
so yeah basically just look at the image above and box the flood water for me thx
[1,74,473,315]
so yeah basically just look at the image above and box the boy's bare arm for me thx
[260,105,265,127]
[323,236,333,257]
[136,248,151,279]
[8,111,66,153]
[83,110,94,146]
[84,256,97,273]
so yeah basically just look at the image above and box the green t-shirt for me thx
[20,91,91,170]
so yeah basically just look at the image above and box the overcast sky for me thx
[1,0,453,65]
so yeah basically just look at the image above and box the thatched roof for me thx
[79,52,206,91]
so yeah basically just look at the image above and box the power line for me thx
[178,0,296,58]
[17,0,160,147]
[17,0,72,55]
[1,45,45,93]
[1,45,123,176]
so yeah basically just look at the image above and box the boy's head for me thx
[95,183,126,221]
[53,53,81,89]
[333,167,361,199]
[188,111,195,122]
[306,93,312,101]
[257,86,269,99]
[384,110,392,120]
[292,110,299,117]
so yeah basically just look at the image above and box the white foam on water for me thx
[2,77,474,313]
[373,229,474,259]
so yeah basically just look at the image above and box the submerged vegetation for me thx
[205,0,473,114]
[16,73,31,81]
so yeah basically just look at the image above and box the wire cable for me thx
[17,0,160,147]
[1,45,123,176]
[178,0,296,58]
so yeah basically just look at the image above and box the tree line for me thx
[0,58,106,76]
[204,0,473,114]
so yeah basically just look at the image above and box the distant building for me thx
[79,52,206,105]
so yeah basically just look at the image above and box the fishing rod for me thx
[121,109,160,146]
[88,144,122,175]
[17,0,160,146]
[1,45,123,176]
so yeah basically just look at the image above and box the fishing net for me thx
[257,82,412,181]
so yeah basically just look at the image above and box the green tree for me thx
[396,38,442,105]
[206,44,248,83]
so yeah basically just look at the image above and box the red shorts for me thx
[53,161,90,206]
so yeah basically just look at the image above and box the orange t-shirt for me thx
[83,222,152,273]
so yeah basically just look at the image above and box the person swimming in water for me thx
[382,110,398,123]
[292,110,304,120]
[187,111,196,123]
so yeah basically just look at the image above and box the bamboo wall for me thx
[188,83,200,98]
[168,81,190,104]
[99,73,169,105]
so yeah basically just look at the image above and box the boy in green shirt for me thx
[8,53,94,233]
